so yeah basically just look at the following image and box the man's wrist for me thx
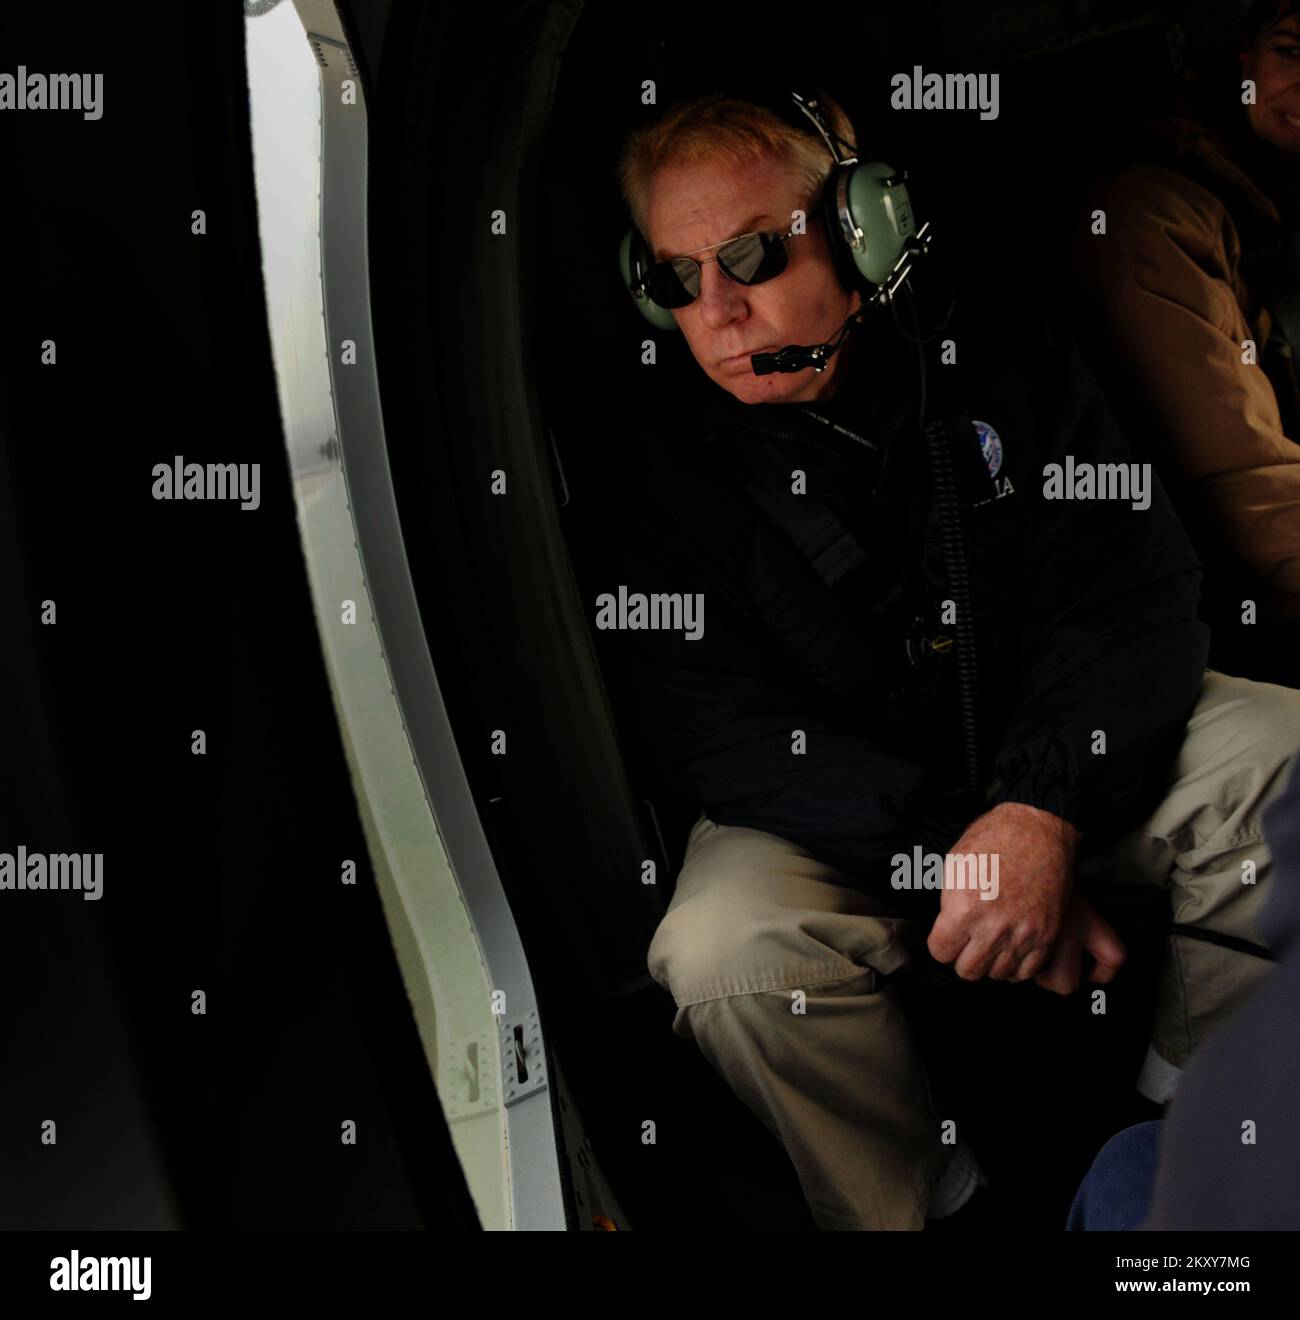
[985,799,1083,850]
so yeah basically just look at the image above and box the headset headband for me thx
[691,81,861,167]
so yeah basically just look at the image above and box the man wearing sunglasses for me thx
[611,83,1300,1232]
[637,147,863,406]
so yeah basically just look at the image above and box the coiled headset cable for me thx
[896,280,982,806]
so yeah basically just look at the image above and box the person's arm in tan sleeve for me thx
[1074,167,1300,604]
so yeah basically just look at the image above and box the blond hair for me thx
[614,89,857,244]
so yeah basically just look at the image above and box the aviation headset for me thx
[617,83,928,332]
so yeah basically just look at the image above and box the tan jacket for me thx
[1073,117,1300,619]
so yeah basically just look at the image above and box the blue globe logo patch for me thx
[973,420,1003,479]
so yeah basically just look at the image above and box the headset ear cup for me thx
[818,164,863,298]
[618,228,680,332]
[841,160,916,293]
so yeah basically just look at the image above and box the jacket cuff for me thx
[989,751,1091,836]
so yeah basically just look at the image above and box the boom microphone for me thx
[751,310,865,375]
[752,221,938,374]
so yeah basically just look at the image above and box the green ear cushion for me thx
[844,162,916,289]
[618,229,680,332]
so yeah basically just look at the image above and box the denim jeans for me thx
[1066,1120,1164,1230]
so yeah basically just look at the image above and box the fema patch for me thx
[973,420,1003,479]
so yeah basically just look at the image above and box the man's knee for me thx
[646,903,721,1002]
[1166,672,1300,846]
[645,864,761,1003]
[646,889,867,1009]
[1197,670,1300,773]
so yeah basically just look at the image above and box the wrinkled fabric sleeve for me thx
[1072,165,1300,607]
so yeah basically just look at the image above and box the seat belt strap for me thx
[724,432,869,589]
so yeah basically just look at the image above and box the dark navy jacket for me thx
[614,304,1210,895]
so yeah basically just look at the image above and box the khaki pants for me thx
[645,671,1300,1230]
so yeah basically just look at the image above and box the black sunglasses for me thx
[641,207,816,309]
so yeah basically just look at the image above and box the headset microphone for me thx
[751,309,866,374]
